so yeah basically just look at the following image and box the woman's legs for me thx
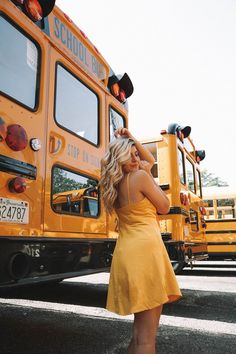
[127,305,163,354]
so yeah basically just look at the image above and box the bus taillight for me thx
[180,192,190,206]
[11,0,55,22]
[8,177,27,193]
[5,125,28,151]
[108,73,133,103]
[25,0,43,21]
[199,206,206,215]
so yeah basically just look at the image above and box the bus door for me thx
[43,48,106,236]
[0,9,48,235]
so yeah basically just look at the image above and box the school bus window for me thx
[109,107,125,141]
[217,198,235,219]
[196,169,202,198]
[177,148,185,184]
[55,65,99,145]
[185,158,195,193]
[190,209,199,231]
[0,15,39,109]
[52,166,99,217]
[143,142,158,178]
[205,199,213,207]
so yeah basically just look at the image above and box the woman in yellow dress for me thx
[100,128,182,354]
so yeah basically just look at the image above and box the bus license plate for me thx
[0,198,29,224]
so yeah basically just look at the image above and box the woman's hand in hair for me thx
[114,128,135,140]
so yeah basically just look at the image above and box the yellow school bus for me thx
[0,0,133,286]
[53,187,98,217]
[142,123,208,273]
[203,186,236,260]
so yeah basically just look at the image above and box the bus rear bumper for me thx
[0,237,116,287]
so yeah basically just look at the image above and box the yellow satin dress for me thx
[106,175,182,316]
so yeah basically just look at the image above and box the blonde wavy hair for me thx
[100,137,135,214]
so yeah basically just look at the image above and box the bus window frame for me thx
[0,12,41,112]
[185,157,196,194]
[54,62,100,147]
[177,147,186,185]
[109,104,126,142]
[51,164,100,219]
[196,168,202,198]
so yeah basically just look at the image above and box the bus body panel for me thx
[203,187,236,259]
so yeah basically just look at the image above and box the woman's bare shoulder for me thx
[131,169,150,181]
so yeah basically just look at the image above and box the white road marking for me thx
[0,298,235,336]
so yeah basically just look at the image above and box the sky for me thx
[56,0,236,189]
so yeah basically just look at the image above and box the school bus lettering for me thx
[53,16,104,80]
[67,144,80,159]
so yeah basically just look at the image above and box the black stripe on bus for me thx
[168,207,189,217]
[207,242,236,245]
[160,184,170,191]
[0,155,37,180]
[206,230,236,234]
[206,219,236,223]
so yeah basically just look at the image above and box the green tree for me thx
[201,169,229,187]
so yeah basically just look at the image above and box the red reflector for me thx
[63,12,73,23]
[80,30,88,39]
[25,0,43,21]
[119,89,126,102]
[199,206,206,215]
[5,124,28,151]
[8,177,27,193]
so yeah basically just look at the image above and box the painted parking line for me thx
[0,298,235,336]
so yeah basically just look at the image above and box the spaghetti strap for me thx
[126,173,131,205]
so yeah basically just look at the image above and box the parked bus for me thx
[203,186,236,260]
[142,123,208,273]
[0,0,133,286]
[52,186,98,217]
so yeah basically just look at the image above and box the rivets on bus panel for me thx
[30,138,41,151]
[0,117,7,141]
[8,177,27,193]
[5,124,28,151]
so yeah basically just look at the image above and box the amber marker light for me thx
[111,83,120,97]
[8,177,27,193]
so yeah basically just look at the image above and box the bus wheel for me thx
[172,260,185,274]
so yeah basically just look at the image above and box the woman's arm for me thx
[114,128,155,167]
[136,170,170,214]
